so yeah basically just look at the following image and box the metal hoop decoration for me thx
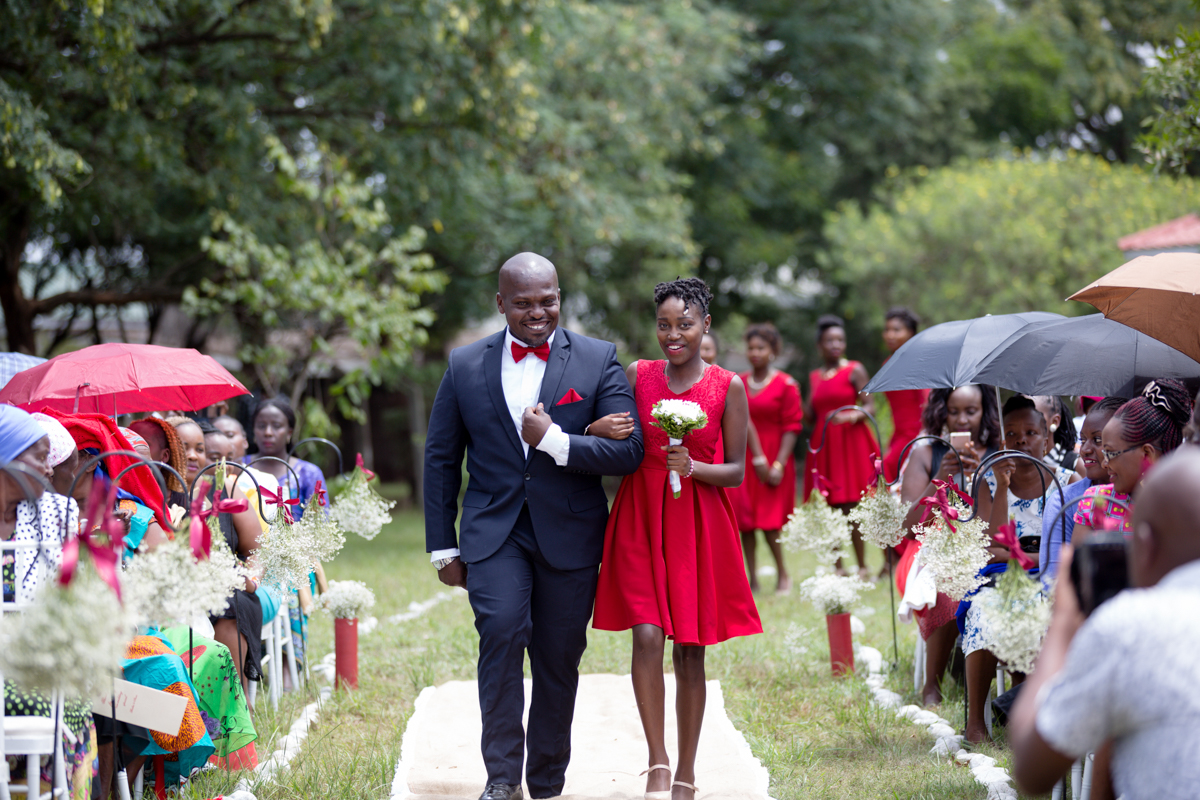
[808,405,883,456]
[289,437,343,478]
[244,456,302,501]
[887,434,970,487]
[67,450,172,524]
[958,449,1067,524]
[186,461,266,521]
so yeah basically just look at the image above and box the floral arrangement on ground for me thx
[799,572,870,615]
[321,579,376,619]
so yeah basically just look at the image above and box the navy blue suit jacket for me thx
[424,328,644,571]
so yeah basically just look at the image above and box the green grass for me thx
[172,510,1031,800]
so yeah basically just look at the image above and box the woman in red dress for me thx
[728,323,803,594]
[881,308,928,482]
[803,315,879,579]
[592,278,759,800]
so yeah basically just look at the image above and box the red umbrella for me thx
[0,343,248,414]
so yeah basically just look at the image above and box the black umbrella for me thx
[972,313,1200,397]
[863,311,1065,393]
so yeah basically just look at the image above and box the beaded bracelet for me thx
[683,458,695,479]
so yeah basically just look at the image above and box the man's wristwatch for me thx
[433,556,459,570]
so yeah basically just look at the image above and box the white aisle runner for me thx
[392,673,771,800]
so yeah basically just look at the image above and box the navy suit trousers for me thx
[465,505,599,798]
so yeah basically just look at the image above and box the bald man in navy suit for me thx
[424,253,643,800]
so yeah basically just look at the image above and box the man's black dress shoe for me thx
[479,784,523,800]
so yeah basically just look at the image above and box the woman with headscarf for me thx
[1,405,96,800]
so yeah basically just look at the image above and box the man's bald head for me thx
[496,252,560,347]
[1130,448,1200,587]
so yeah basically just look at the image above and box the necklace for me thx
[747,370,774,392]
[820,359,847,380]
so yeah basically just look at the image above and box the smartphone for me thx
[948,431,971,453]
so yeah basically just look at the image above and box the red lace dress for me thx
[593,361,762,646]
[882,384,928,483]
[803,361,880,505]
[728,371,803,531]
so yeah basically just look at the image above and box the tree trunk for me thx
[0,205,37,354]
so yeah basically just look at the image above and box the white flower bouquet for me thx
[0,564,133,696]
[253,512,321,592]
[781,495,852,565]
[124,536,248,628]
[332,460,395,540]
[800,572,870,615]
[913,508,991,601]
[320,579,376,620]
[649,398,709,498]
[298,497,346,562]
[973,567,1051,674]
[848,478,909,550]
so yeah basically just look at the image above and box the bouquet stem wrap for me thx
[335,617,359,689]
[826,612,855,676]
[668,436,683,498]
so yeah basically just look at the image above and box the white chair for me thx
[912,635,926,695]
[250,604,285,711]
[1,538,67,800]
[280,603,301,691]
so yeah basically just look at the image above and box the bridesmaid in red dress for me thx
[728,323,803,595]
[881,308,928,482]
[803,315,879,579]
[592,278,759,800]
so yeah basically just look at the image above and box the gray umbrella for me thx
[971,314,1200,397]
[863,311,1065,393]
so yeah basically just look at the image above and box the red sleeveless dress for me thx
[593,361,762,646]
[803,361,880,505]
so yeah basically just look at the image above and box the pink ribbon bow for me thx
[810,469,832,499]
[260,485,300,524]
[189,481,249,559]
[918,479,972,531]
[993,521,1035,571]
[356,453,376,481]
[59,477,125,600]
[870,452,884,483]
[313,480,328,507]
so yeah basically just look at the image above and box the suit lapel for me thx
[484,331,525,458]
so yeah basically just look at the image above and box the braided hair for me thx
[654,277,712,319]
[922,384,1003,450]
[1113,379,1193,453]
[1032,395,1078,453]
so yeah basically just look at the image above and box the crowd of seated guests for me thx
[0,395,332,799]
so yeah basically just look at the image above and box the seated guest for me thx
[1011,448,1200,798]
[1072,380,1192,540]
[1033,395,1079,471]
[962,394,1078,742]
[214,415,249,459]
[897,384,1001,706]
[1040,397,1125,577]
[128,416,190,510]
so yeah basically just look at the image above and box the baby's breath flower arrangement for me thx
[0,564,133,695]
[332,456,395,540]
[913,508,991,601]
[253,513,321,592]
[649,398,709,498]
[799,572,870,615]
[782,495,852,565]
[124,537,247,628]
[973,567,1051,674]
[848,479,909,550]
[320,579,376,620]
[298,497,346,562]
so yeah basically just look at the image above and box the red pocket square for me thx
[556,388,585,405]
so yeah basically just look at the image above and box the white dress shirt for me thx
[431,328,571,563]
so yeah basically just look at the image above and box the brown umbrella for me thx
[1069,251,1200,362]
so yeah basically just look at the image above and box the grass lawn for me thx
[178,507,1031,800]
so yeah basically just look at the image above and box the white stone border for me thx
[855,640,1018,799]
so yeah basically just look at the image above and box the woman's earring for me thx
[1050,423,1058,433]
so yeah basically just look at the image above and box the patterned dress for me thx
[593,361,762,646]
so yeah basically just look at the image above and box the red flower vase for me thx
[826,612,855,676]
[334,617,359,689]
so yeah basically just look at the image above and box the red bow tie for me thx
[512,341,551,362]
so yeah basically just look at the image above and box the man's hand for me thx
[521,403,553,447]
[437,558,467,589]
[587,412,634,440]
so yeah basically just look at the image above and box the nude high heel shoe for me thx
[641,765,672,800]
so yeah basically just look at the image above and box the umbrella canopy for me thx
[0,343,248,414]
[972,314,1200,398]
[864,311,1065,393]
[1069,252,1200,362]
[0,352,46,388]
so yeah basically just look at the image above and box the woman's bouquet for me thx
[800,572,870,616]
[972,567,1050,674]
[848,478,909,550]
[0,564,133,696]
[649,399,709,498]
[124,536,248,627]
[782,495,852,565]
[332,455,395,540]
[320,579,376,620]
[912,507,991,601]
